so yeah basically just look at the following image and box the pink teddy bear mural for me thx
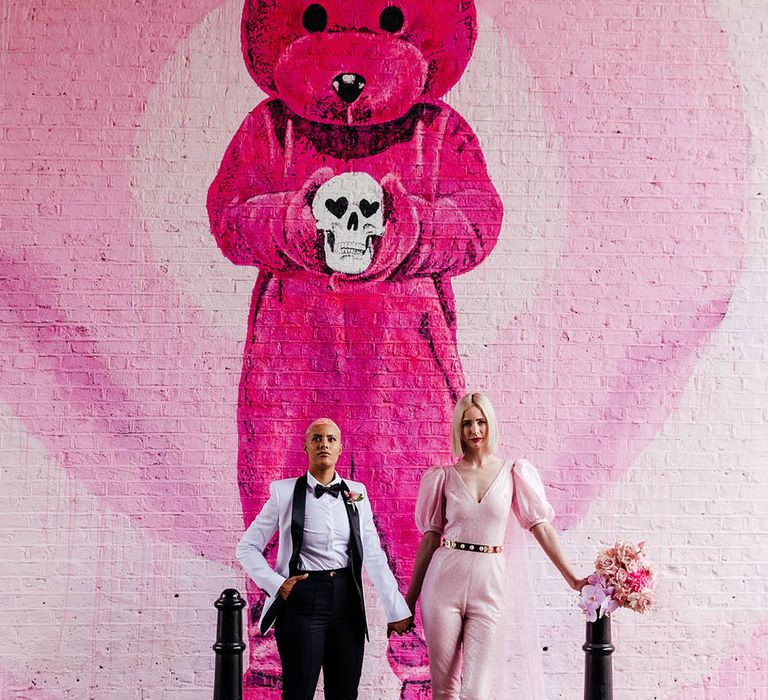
[208,0,501,694]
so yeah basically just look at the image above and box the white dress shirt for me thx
[300,472,351,571]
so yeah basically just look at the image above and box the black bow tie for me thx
[314,483,342,499]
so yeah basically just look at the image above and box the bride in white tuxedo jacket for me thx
[237,472,412,634]
[236,418,412,700]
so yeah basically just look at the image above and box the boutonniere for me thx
[343,491,364,510]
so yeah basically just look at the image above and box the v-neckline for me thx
[451,460,507,505]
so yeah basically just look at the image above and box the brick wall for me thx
[1,0,766,697]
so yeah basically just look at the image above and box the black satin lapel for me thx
[260,596,283,635]
[288,474,308,575]
[340,479,368,638]
[261,476,306,635]
[339,480,362,559]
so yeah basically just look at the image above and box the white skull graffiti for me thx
[311,172,385,275]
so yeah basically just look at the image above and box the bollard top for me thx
[214,588,246,610]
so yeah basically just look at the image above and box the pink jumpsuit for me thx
[416,459,555,700]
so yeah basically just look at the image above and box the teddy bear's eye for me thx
[302,4,328,33]
[379,6,404,33]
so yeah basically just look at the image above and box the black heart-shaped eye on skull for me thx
[359,199,380,218]
[324,197,349,219]
[312,173,386,275]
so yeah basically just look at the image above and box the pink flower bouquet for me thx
[578,541,656,622]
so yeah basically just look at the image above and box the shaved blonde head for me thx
[304,417,341,439]
[303,418,343,475]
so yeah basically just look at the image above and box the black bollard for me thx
[583,614,614,700]
[213,589,247,700]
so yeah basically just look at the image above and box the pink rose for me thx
[625,568,653,593]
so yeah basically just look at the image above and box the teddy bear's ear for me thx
[240,0,299,96]
[241,1,273,94]
[418,3,478,99]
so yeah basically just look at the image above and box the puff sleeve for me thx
[415,466,447,534]
[512,459,555,530]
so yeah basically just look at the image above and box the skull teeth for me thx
[338,242,368,257]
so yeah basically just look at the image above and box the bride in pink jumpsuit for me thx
[406,393,587,700]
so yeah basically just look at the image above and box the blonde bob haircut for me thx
[450,392,499,459]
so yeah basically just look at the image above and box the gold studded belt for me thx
[441,538,503,554]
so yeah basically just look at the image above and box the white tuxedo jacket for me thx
[236,474,411,634]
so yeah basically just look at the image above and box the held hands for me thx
[278,573,309,601]
[386,616,415,638]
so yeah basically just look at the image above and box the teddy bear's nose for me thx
[332,73,366,103]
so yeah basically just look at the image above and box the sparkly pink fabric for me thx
[415,460,554,699]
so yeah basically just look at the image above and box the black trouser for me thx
[274,567,365,700]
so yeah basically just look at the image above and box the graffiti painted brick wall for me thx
[1,0,767,698]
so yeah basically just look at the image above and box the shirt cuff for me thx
[264,573,287,600]
[387,595,413,623]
